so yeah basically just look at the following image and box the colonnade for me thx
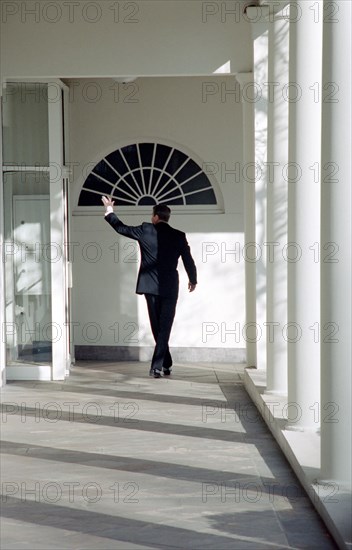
[239,0,351,545]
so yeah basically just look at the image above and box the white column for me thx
[320,0,352,487]
[287,1,322,429]
[48,82,67,380]
[265,14,289,395]
[0,93,6,387]
[253,27,269,370]
[236,72,256,367]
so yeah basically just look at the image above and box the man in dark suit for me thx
[102,196,197,378]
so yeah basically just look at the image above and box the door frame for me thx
[0,78,71,384]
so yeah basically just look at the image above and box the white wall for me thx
[0,0,252,356]
[0,1,252,78]
[69,76,246,350]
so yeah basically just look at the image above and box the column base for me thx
[310,480,352,550]
[244,367,350,549]
[264,389,287,396]
[285,424,320,434]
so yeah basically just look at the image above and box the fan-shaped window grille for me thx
[78,143,217,207]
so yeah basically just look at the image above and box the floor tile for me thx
[0,361,337,549]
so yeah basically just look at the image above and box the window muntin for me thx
[78,142,217,207]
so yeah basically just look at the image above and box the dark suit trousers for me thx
[145,294,177,372]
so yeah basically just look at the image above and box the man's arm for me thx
[181,236,197,292]
[102,196,143,240]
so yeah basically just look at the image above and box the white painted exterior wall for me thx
[69,77,246,350]
[0,0,253,355]
[0,0,252,78]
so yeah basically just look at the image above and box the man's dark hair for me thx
[153,203,171,222]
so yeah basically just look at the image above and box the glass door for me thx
[4,173,52,368]
[1,81,70,381]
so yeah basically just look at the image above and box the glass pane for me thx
[78,143,219,209]
[139,143,154,167]
[2,83,49,166]
[3,172,52,365]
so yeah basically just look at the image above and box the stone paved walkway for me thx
[0,362,337,549]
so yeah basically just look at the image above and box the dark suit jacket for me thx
[105,213,197,297]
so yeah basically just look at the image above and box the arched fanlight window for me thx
[78,142,219,208]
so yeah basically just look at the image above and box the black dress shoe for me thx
[149,368,161,378]
[163,367,172,376]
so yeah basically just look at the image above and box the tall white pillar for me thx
[0,94,6,387]
[253,27,269,370]
[287,1,322,429]
[320,0,352,487]
[265,14,289,395]
[236,72,256,367]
